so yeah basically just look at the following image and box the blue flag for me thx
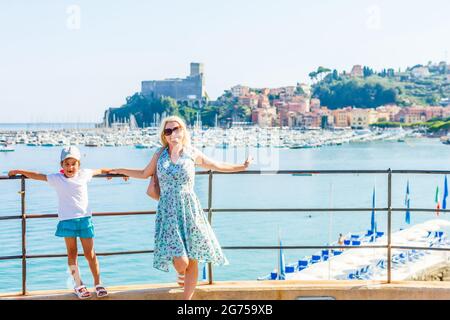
[278,234,286,280]
[202,264,207,281]
[405,180,411,224]
[370,187,376,233]
[443,176,448,210]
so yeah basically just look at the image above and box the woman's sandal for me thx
[95,285,108,298]
[74,285,92,299]
[177,273,185,287]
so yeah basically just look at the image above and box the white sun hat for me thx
[60,146,81,162]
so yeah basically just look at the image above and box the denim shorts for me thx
[55,216,95,238]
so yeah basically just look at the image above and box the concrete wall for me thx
[410,263,450,281]
[3,280,450,300]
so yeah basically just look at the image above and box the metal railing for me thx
[1,169,450,295]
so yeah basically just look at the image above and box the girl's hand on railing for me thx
[103,169,113,180]
[108,169,129,181]
[8,170,20,177]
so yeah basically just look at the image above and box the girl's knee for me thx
[84,250,96,262]
[67,249,78,259]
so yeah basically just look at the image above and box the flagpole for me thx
[435,185,440,216]
[443,175,448,211]
[328,181,334,280]
[277,226,280,280]
[405,180,411,225]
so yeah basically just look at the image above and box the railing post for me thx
[20,177,27,295]
[207,170,214,284]
[387,169,392,284]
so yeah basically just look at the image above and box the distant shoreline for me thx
[0,122,98,131]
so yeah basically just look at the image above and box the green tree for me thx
[308,71,318,82]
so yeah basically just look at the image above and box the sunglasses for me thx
[163,126,181,136]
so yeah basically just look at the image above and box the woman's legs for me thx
[183,259,198,300]
[80,238,101,286]
[173,256,189,287]
[64,237,82,287]
[172,256,199,300]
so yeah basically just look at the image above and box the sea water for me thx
[1,138,450,292]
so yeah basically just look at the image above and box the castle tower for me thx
[190,62,204,77]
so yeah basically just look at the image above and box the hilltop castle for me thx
[141,62,205,101]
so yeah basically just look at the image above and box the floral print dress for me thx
[153,145,229,272]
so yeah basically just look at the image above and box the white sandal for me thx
[95,284,108,298]
[74,285,92,299]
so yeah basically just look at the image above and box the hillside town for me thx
[228,84,450,129]
[221,62,450,129]
[104,62,450,130]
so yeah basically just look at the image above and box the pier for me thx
[2,281,450,300]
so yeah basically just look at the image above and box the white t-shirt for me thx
[47,169,94,221]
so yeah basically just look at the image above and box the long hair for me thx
[158,115,191,148]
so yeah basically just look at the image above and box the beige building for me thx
[350,65,364,77]
[238,94,259,108]
[257,94,271,108]
[376,105,401,122]
[350,109,370,129]
[411,66,430,78]
[394,106,427,123]
[333,108,352,127]
[231,85,250,97]
[251,106,277,127]
[280,86,296,99]
[393,106,447,124]
[302,113,322,128]
[310,98,321,112]
[291,96,310,112]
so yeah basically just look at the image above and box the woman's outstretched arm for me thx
[193,148,253,172]
[110,149,160,179]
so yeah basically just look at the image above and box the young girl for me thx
[8,146,114,299]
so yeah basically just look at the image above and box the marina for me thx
[0,125,418,150]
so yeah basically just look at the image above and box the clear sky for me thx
[0,0,449,123]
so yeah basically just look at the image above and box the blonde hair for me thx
[159,115,191,148]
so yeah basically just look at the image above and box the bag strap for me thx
[156,146,165,157]
[153,146,165,177]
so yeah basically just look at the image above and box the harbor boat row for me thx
[0,126,421,152]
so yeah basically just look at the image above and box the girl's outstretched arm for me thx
[92,168,129,181]
[92,168,112,176]
[193,148,253,172]
[8,170,47,181]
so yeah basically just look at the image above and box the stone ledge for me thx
[2,280,450,300]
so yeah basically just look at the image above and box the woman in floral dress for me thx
[112,115,253,300]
